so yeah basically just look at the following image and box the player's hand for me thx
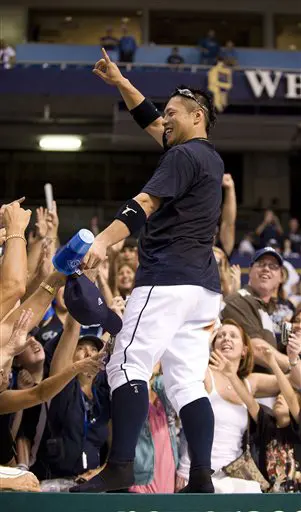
[83,239,108,269]
[93,48,124,86]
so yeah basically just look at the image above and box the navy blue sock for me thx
[109,380,149,463]
[180,397,214,470]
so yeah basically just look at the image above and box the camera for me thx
[46,437,65,463]
[281,321,292,346]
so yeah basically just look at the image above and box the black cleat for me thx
[69,461,134,493]
[178,467,215,493]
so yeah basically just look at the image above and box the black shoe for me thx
[69,461,134,493]
[178,467,214,493]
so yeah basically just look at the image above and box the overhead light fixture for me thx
[39,135,82,151]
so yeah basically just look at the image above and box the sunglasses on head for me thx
[172,88,208,114]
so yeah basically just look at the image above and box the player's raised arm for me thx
[93,48,164,146]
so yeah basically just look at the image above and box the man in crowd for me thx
[222,40,238,67]
[100,27,119,52]
[221,247,294,374]
[255,209,283,248]
[198,30,220,66]
[118,26,137,63]
[166,47,185,66]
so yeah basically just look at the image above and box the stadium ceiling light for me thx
[39,135,82,151]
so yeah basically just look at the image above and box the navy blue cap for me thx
[250,246,283,267]
[77,334,104,352]
[64,273,123,336]
[29,326,41,338]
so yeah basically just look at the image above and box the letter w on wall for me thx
[245,70,282,98]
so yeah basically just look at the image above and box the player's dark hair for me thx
[170,85,217,135]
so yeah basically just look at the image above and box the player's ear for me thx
[193,109,203,125]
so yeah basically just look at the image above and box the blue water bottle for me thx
[53,229,95,275]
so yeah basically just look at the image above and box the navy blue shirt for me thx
[199,37,220,60]
[119,36,136,55]
[30,373,110,479]
[135,138,224,293]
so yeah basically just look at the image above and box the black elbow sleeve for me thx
[129,98,161,129]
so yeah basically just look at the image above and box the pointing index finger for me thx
[102,47,111,63]
[10,197,25,207]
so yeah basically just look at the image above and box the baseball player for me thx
[71,49,224,494]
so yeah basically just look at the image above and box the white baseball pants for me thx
[106,285,221,413]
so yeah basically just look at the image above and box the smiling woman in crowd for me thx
[176,318,301,493]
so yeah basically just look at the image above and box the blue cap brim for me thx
[251,247,283,267]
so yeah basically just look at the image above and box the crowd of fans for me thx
[238,210,301,257]
[197,30,237,67]
[80,26,237,68]
[0,174,300,494]
[164,30,237,68]
[0,30,238,72]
